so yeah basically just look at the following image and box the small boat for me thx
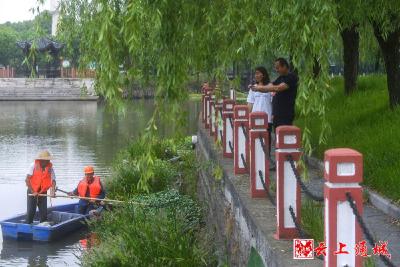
[0,203,89,242]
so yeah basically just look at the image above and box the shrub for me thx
[82,190,214,267]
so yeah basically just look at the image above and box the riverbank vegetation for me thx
[81,137,216,266]
[296,74,400,202]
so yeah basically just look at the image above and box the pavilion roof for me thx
[17,37,64,53]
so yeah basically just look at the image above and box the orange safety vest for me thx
[30,160,53,193]
[77,176,102,199]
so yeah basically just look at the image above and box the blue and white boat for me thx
[0,203,88,242]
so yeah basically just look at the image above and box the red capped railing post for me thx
[249,112,269,198]
[201,89,206,123]
[222,99,235,158]
[204,90,211,129]
[233,105,249,174]
[275,126,302,239]
[204,89,212,129]
[230,87,236,101]
[324,148,363,267]
[209,96,216,136]
[214,98,224,142]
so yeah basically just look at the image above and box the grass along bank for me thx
[81,137,216,266]
[295,74,400,202]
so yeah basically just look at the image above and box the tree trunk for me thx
[313,57,321,78]
[374,50,381,73]
[341,25,359,95]
[373,23,400,109]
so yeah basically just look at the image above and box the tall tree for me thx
[337,0,362,94]
[366,0,400,108]
[54,0,338,189]
[341,25,359,94]
[0,26,19,66]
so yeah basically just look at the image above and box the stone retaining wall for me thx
[197,120,321,267]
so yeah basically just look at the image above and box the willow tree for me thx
[54,0,337,191]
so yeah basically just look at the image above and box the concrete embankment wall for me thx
[196,120,321,267]
[0,78,98,101]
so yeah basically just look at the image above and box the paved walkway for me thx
[269,145,400,267]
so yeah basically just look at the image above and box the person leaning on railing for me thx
[247,66,275,170]
[250,58,298,129]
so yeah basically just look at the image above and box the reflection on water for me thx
[0,231,85,267]
[0,100,199,266]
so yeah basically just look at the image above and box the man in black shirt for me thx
[250,58,298,128]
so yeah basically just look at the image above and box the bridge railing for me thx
[200,88,395,267]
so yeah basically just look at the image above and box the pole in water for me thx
[28,193,127,204]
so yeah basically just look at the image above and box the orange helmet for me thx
[84,166,94,174]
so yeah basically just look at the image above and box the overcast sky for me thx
[0,0,50,24]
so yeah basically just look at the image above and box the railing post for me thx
[209,95,216,136]
[201,88,206,123]
[230,87,236,101]
[274,126,302,239]
[233,105,249,174]
[204,90,212,129]
[249,112,269,198]
[222,99,235,158]
[214,98,224,142]
[324,148,363,267]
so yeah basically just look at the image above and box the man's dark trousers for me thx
[26,189,48,224]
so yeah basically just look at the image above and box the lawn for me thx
[295,74,400,202]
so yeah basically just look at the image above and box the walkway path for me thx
[269,142,400,267]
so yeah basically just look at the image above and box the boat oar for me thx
[28,193,145,205]
[56,187,70,194]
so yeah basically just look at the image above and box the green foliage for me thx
[247,247,264,267]
[55,0,341,156]
[175,137,200,198]
[0,10,51,69]
[49,0,400,190]
[106,140,175,197]
[0,26,19,66]
[363,257,377,267]
[301,198,324,242]
[213,165,223,181]
[82,190,214,267]
[296,74,400,201]
[105,136,198,197]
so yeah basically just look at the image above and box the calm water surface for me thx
[0,100,199,267]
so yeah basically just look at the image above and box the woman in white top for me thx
[247,66,274,161]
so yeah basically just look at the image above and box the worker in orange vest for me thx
[68,166,106,214]
[25,150,56,224]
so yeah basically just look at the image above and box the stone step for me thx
[0,89,82,92]
[0,79,94,88]
[0,84,83,88]
[0,78,97,100]
[0,89,84,93]
[0,92,85,96]
[0,96,98,101]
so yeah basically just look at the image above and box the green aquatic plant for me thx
[82,190,214,267]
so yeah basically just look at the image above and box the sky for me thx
[0,0,50,24]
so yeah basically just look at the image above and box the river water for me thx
[0,100,199,267]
